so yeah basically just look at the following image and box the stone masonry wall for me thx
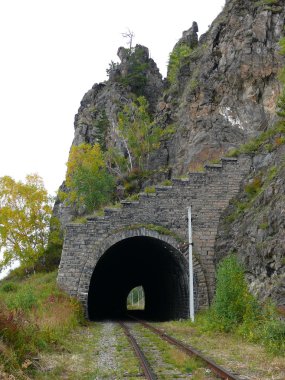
[57,155,252,315]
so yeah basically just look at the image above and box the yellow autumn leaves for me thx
[0,174,53,270]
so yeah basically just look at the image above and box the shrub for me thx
[211,255,260,332]
[1,282,18,293]
[244,176,262,198]
[261,318,285,354]
[119,46,149,96]
[167,43,192,85]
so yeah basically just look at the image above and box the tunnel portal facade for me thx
[57,157,251,320]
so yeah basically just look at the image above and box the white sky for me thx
[0,0,225,197]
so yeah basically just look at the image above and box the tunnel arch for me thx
[76,228,209,320]
[88,235,189,320]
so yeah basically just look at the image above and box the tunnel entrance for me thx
[88,236,189,321]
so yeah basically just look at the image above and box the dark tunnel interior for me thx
[88,236,189,321]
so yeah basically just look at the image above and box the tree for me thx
[63,143,115,213]
[122,28,135,50]
[167,43,192,85]
[118,96,164,171]
[119,45,149,95]
[0,174,53,271]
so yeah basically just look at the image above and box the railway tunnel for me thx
[87,236,190,321]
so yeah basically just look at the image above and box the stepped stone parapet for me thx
[58,155,251,320]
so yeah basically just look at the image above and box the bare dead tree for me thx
[122,28,135,50]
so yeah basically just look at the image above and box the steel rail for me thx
[119,321,157,380]
[128,316,240,380]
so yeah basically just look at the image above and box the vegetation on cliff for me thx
[61,95,173,214]
[215,36,285,307]
[60,143,115,213]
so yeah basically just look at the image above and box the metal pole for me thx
[188,206,195,322]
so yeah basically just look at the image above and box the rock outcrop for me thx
[215,144,285,306]
[73,44,163,149]
[156,0,285,175]
[56,0,285,306]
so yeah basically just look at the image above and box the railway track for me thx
[119,316,241,380]
[119,321,157,379]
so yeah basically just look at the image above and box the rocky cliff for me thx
[56,0,285,306]
[67,0,285,174]
[157,0,285,174]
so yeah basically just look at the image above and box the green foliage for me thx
[144,186,155,194]
[259,222,269,230]
[254,0,279,6]
[34,216,63,272]
[104,145,130,178]
[261,318,285,354]
[63,143,116,213]
[121,168,150,195]
[225,164,280,223]
[1,282,18,293]
[72,216,88,224]
[0,271,83,375]
[279,37,285,56]
[211,255,260,332]
[244,176,262,198]
[277,38,285,119]
[126,193,140,201]
[227,122,285,157]
[106,60,119,77]
[0,174,53,271]
[120,223,183,242]
[167,43,192,85]
[161,179,173,186]
[105,98,173,189]
[200,255,285,355]
[118,96,166,171]
[119,46,149,95]
[92,110,110,151]
[5,287,38,311]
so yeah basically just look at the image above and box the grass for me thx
[144,186,156,194]
[33,323,103,379]
[254,0,279,6]
[114,325,141,378]
[226,164,280,223]
[118,223,184,242]
[160,179,173,186]
[157,313,285,380]
[126,193,140,201]
[227,122,285,157]
[188,162,205,172]
[133,324,214,379]
[0,271,83,378]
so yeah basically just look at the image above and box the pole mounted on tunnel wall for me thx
[188,206,195,322]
